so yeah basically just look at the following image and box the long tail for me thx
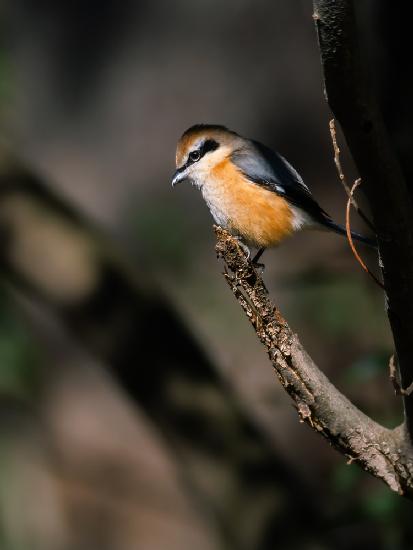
[322,218,377,249]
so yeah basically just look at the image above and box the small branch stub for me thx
[390,355,413,397]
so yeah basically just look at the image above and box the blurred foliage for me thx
[343,352,390,385]
[0,11,13,117]
[329,462,413,550]
[0,288,42,399]
[342,352,403,428]
[126,191,211,273]
[0,49,12,105]
[287,268,387,340]
[361,486,401,521]
[127,196,190,270]
[0,287,42,549]
[332,461,363,495]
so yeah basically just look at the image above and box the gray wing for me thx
[231,139,331,225]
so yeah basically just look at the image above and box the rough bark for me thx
[215,226,413,496]
[312,0,413,440]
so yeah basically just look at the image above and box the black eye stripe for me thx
[186,139,219,167]
[202,139,219,156]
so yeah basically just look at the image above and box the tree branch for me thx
[312,0,413,441]
[215,226,413,496]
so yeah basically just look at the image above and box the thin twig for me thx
[389,354,398,392]
[329,119,354,200]
[329,119,376,232]
[345,179,384,289]
[389,355,413,397]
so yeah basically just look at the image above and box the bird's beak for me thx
[171,168,187,187]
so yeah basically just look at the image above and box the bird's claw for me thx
[234,236,251,260]
[252,261,265,272]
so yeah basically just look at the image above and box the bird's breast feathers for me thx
[202,158,308,248]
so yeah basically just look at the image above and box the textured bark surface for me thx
[312,0,413,440]
[215,226,413,496]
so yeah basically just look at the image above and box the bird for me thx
[172,124,375,264]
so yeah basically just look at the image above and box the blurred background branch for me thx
[0,151,322,549]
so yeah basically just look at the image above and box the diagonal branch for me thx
[313,0,413,441]
[215,226,413,497]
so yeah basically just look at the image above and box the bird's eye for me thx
[189,150,201,163]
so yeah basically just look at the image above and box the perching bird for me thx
[172,124,375,263]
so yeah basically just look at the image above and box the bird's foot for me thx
[251,247,266,268]
[252,260,265,272]
[234,237,251,260]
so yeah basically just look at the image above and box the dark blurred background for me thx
[1,1,413,549]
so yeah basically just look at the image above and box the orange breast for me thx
[210,159,294,248]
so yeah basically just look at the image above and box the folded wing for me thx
[231,139,333,227]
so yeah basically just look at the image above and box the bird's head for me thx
[172,124,242,188]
